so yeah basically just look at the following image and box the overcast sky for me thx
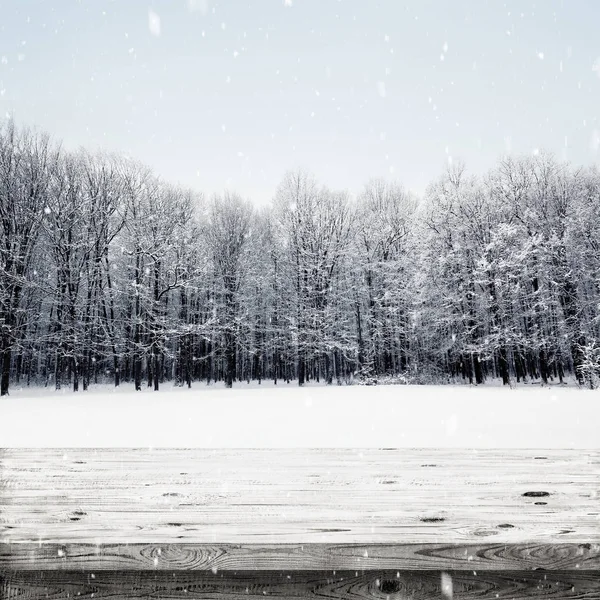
[1,0,599,203]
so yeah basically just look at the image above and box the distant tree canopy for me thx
[1,120,600,394]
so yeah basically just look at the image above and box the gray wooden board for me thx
[1,448,599,571]
[1,542,600,571]
[2,570,600,600]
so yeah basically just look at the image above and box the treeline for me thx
[1,120,600,395]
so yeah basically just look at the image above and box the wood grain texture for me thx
[2,570,600,600]
[1,449,599,570]
[1,542,600,571]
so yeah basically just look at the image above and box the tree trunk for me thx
[113,355,120,387]
[224,330,235,388]
[55,351,62,390]
[557,276,586,384]
[298,349,305,386]
[1,348,11,396]
[153,345,160,391]
[498,347,510,386]
[72,357,79,392]
[134,355,142,391]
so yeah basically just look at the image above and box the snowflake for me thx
[591,130,600,153]
[148,10,161,36]
[188,0,209,14]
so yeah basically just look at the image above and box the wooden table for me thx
[1,448,599,599]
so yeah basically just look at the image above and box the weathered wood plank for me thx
[2,569,600,600]
[1,449,599,570]
[1,542,600,571]
[1,448,598,544]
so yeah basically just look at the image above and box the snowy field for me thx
[1,381,598,448]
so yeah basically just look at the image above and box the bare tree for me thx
[206,192,253,388]
[0,122,54,395]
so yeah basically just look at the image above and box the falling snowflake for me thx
[591,130,600,153]
[188,0,209,14]
[441,573,453,600]
[376,81,386,98]
[148,10,161,36]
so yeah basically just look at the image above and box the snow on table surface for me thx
[0,381,598,448]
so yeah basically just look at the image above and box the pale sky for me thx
[1,0,599,203]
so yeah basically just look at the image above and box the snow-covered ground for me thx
[1,381,598,448]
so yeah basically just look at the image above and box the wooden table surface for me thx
[1,448,599,573]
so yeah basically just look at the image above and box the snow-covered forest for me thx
[1,120,600,395]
